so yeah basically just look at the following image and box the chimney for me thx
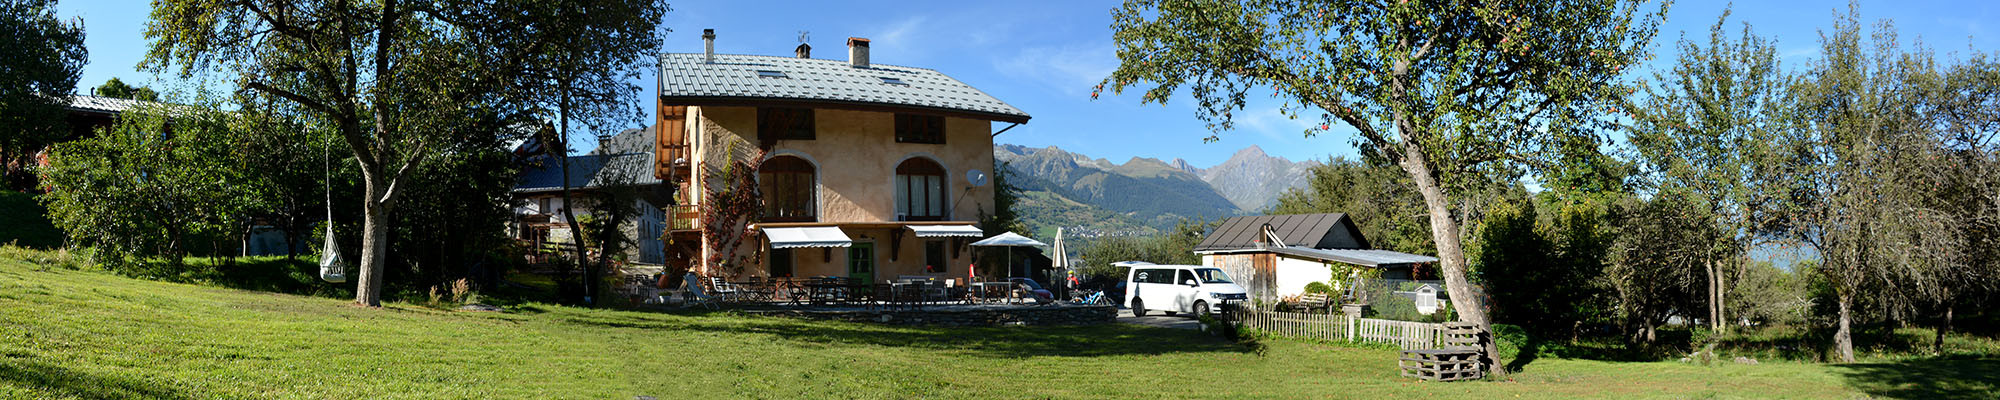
[702,29,716,63]
[847,37,871,68]
[795,43,811,59]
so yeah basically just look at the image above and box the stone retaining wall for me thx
[744,305,1117,327]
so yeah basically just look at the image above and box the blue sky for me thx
[56,0,2000,168]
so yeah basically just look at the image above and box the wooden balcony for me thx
[667,204,699,232]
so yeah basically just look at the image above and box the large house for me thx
[1194,213,1439,300]
[655,30,1030,282]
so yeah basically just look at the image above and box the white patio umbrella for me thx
[969,232,1047,278]
[1050,228,1068,291]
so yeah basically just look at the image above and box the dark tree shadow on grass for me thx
[552,308,1252,359]
[1836,357,2000,399]
[0,356,196,400]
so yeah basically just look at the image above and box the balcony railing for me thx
[667,204,699,231]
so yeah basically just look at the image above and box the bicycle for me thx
[1070,289,1114,306]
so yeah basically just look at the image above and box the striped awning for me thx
[764,227,853,249]
[907,224,984,238]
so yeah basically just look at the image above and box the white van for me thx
[1125,265,1249,318]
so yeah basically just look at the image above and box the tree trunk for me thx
[557,97,591,306]
[1708,258,1721,333]
[353,0,403,308]
[1935,304,1952,355]
[354,171,394,307]
[1835,290,1855,363]
[1394,139,1504,378]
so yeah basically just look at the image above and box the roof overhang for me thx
[762,226,853,249]
[1197,247,1440,268]
[658,96,1031,124]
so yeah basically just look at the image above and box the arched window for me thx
[759,156,816,222]
[895,158,946,221]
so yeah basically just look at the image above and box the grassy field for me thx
[1,253,1994,399]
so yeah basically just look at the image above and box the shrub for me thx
[1491,323,1529,361]
[1303,281,1333,295]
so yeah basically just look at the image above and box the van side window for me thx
[1177,270,1196,285]
[1137,269,1170,284]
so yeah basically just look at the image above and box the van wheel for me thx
[1131,299,1147,317]
[1194,300,1211,319]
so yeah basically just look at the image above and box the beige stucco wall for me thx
[683,104,998,279]
[691,106,995,221]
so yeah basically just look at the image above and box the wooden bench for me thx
[1399,322,1486,382]
[1295,293,1332,312]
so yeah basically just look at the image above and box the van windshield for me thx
[1195,268,1233,284]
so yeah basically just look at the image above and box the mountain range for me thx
[994,144,1320,238]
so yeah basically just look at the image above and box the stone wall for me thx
[745,305,1116,327]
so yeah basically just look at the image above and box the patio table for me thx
[731,281,774,302]
[970,282,1011,303]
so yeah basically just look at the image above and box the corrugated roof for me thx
[658,53,1029,123]
[1194,213,1368,252]
[65,95,150,114]
[1265,247,1440,267]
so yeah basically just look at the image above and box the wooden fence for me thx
[1237,305,1445,349]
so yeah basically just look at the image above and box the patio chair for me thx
[683,273,719,310]
[709,277,740,303]
[925,280,950,304]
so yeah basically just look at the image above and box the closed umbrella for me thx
[969,232,1047,278]
[1051,228,1069,294]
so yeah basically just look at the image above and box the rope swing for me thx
[319,132,349,283]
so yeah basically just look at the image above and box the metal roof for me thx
[514,126,665,193]
[65,95,149,114]
[1265,247,1440,267]
[512,152,658,193]
[658,53,1030,123]
[1193,213,1370,252]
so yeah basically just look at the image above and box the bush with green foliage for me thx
[1303,281,1333,295]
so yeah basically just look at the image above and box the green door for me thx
[847,243,875,284]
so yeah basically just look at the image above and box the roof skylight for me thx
[756,70,788,78]
[879,76,908,85]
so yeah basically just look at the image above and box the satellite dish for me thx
[966,169,989,187]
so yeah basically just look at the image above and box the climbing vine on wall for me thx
[699,146,767,277]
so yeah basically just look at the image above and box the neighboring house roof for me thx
[591,127,653,156]
[65,95,149,115]
[658,53,1030,123]
[512,152,658,193]
[515,125,663,194]
[1264,247,1440,268]
[1194,213,1370,253]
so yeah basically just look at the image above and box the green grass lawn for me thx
[1,254,1993,399]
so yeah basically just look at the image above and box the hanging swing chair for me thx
[318,133,349,283]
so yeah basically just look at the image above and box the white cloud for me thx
[994,42,1118,98]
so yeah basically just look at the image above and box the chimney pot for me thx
[702,29,716,63]
[795,43,811,59]
[847,37,871,68]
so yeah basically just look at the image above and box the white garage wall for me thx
[1273,256,1332,298]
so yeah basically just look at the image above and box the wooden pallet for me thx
[1399,349,1484,381]
[1398,322,1487,382]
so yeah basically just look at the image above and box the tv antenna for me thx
[798,31,810,44]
